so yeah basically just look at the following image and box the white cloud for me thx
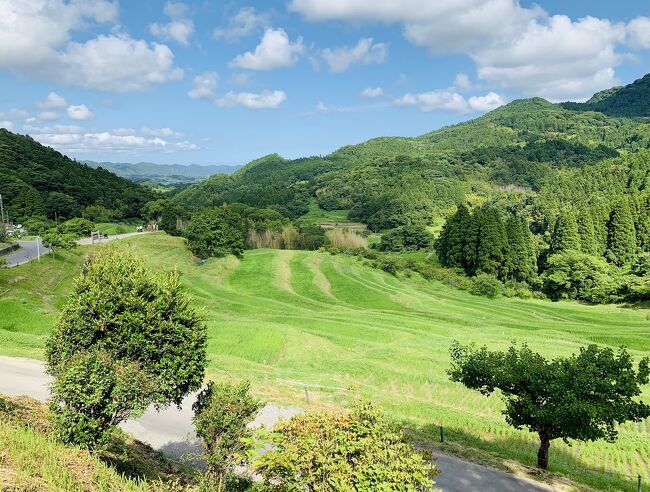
[0,108,30,120]
[229,72,251,86]
[453,73,472,92]
[213,7,269,42]
[361,87,383,98]
[0,1,182,92]
[395,90,505,114]
[627,17,650,50]
[289,0,635,101]
[37,92,67,109]
[141,127,182,138]
[188,71,218,100]
[230,29,304,71]
[321,38,387,73]
[474,15,625,101]
[37,111,59,121]
[216,90,287,109]
[467,92,506,112]
[0,120,14,130]
[67,104,94,120]
[149,2,194,46]
[26,127,197,154]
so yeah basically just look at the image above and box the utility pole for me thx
[0,193,5,227]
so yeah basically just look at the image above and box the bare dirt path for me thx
[0,355,556,491]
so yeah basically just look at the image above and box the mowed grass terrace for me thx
[1,232,649,491]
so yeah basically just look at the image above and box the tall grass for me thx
[326,228,367,249]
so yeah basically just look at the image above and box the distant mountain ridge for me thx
[561,73,650,117]
[83,160,240,185]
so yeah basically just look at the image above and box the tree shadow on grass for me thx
[407,422,643,492]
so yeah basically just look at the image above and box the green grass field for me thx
[1,233,649,490]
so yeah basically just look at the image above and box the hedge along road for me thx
[0,355,555,492]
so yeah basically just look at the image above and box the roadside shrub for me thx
[470,274,502,298]
[255,402,437,491]
[58,218,95,238]
[192,380,262,492]
[83,204,116,223]
[46,248,207,410]
[49,351,154,449]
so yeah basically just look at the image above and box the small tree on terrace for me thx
[192,380,263,492]
[449,342,650,470]
[46,248,207,447]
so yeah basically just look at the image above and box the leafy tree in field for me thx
[46,248,207,444]
[41,229,76,257]
[23,217,55,237]
[255,402,437,491]
[192,380,262,492]
[469,273,502,298]
[465,207,506,277]
[58,217,95,238]
[185,207,246,258]
[379,224,434,252]
[606,199,637,266]
[49,351,154,448]
[542,250,616,303]
[549,210,580,255]
[449,342,650,470]
[299,224,328,250]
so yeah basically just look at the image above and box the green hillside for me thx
[0,129,152,223]
[562,73,650,117]
[2,233,648,491]
[173,76,650,230]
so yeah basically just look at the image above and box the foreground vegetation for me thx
[1,233,649,490]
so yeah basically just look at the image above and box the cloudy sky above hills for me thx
[0,0,648,164]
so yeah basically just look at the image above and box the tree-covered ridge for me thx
[0,129,152,222]
[174,82,650,230]
[562,74,650,118]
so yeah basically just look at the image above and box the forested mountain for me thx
[562,73,650,118]
[84,160,240,185]
[0,129,152,223]
[174,75,650,229]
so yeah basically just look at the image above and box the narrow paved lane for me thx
[3,240,50,267]
[0,356,555,491]
[75,231,147,246]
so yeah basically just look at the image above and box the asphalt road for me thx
[2,233,146,268]
[76,231,147,246]
[0,356,555,492]
[3,240,50,267]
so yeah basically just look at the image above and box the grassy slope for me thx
[0,396,194,491]
[1,233,649,490]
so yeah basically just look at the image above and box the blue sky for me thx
[0,0,649,166]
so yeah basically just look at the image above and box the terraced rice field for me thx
[1,232,649,490]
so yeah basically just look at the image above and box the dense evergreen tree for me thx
[436,205,471,269]
[549,210,580,255]
[465,207,506,277]
[504,216,537,282]
[576,207,599,256]
[606,199,637,266]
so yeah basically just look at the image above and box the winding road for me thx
[0,355,555,492]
